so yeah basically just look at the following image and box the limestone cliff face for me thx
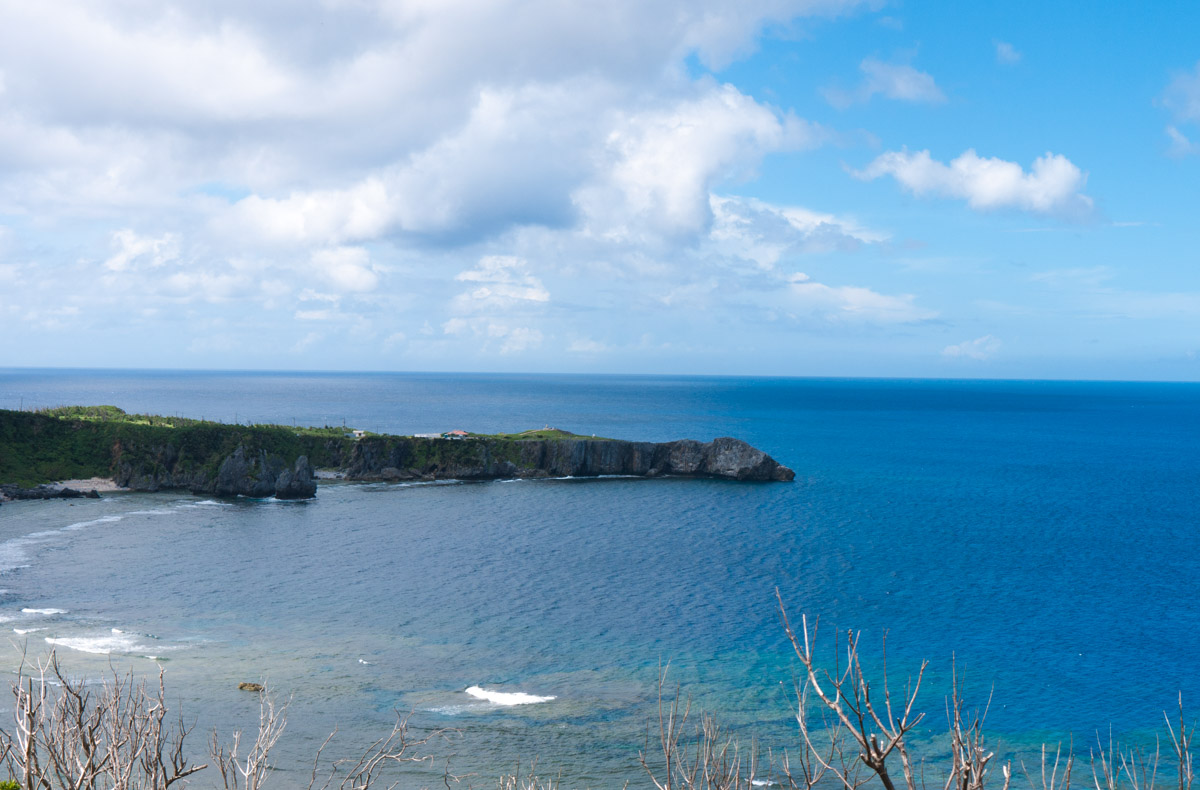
[344,436,794,482]
[114,443,316,499]
[0,407,790,498]
[215,446,316,499]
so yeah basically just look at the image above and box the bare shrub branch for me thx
[307,710,457,790]
[210,687,287,790]
[0,650,206,790]
[639,663,762,790]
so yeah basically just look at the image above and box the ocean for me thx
[0,369,1198,788]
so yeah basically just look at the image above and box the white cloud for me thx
[787,272,935,324]
[454,255,550,309]
[854,148,1093,217]
[1,0,961,371]
[310,246,379,293]
[995,41,1021,65]
[1161,62,1200,157]
[943,335,1001,360]
[580,84,816,238]
[220,81,811,247]
[1163,61,1200,123]
[439,316,543,354]
[222,180,392,247]
[824,58,945,109]
[295,309,334,321]
[1167,125,1196,157]
[497,326,544,354]
[159,270,249,302]
[104,229,179,272]
[568,338,610,353]
[291,332,322,353]
[709,195,887,268]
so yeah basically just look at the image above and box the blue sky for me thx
[1,1,1199,379]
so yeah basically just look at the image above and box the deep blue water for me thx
[0,370,1198,787]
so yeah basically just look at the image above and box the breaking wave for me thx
[465,686,556,706]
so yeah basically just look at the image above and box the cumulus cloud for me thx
[580,85,819,238]
[310,247,379,293]
[710,195,887,268]
[220,80,809,247]
[942,335,1001,360]
[823,58,946,109]
[1,0,947,369]
[854,148,1093,217]
[995,41,1021,65]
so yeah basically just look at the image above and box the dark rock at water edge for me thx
[115,444,317,499]
[0,484,101,502]
[215,446,317,499]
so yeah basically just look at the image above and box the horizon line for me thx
[2,365,1200,386]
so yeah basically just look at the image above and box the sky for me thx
[2,1,1200,379]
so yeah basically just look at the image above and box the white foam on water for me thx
[358,659,372,665]
[45,632,157,656]
[22,608,67,615]
[63,515,123,531]
[13,627,43,634]
[0,541,34,574]
[465,686,556,706]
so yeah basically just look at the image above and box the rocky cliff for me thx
[0,407,792,500]
[114,443,316,499]
[344,435,794,482]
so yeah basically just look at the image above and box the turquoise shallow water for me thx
[1,371,1199,787]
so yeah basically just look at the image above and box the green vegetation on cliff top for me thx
[0,406,355,487]
[0,406,612,487]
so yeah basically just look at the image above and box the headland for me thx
[0,406,794,501]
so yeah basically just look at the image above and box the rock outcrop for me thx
[115,444,316,499]
[0,484,101,502]
[344,436,794,483]
[215,446,317,499]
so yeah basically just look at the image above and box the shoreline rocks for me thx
[114,444,318,500]
[0,484,101,503]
